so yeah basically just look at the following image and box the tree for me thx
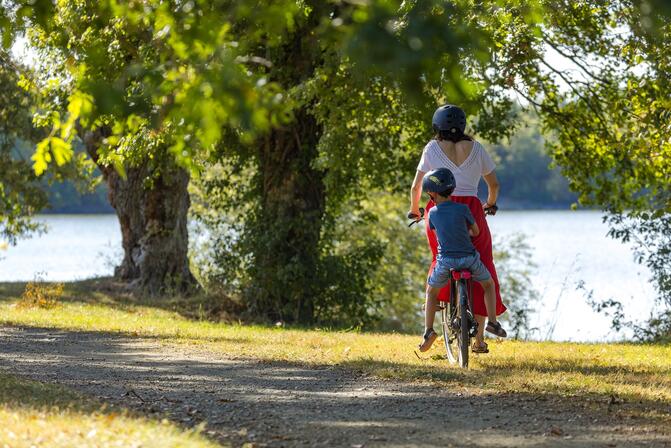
[488,112,576,208]
[0,52,47,245]
[190,0,538,323]
[495,0,671,337]
[3,0,527,311]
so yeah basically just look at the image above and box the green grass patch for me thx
[1,280,670,425]
[0,372,223,448]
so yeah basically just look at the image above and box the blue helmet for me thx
[422,168,456,195]
[432,104,466,134]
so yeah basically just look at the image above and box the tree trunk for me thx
[83,129,196,294]
[251,106,325,323]
[247,11,327,324]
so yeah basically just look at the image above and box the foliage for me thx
[191,170,388,327]
[10,138,111,213]
[185,1,549,323]
[0,54,48,244]
[503,1,671,337]
[317,194,427,329]
[192,189,539,332]
[7,0,671,331]
[493,233,539,339]
[487,113,576,208]
[3,0,508,310]
[606,213,671,341]
[17,279,64,309]
[2,0,541,174]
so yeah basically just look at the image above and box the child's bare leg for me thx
[424,285,439,331]
[418,285,440,352]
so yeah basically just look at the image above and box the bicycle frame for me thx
[442,270,476,368]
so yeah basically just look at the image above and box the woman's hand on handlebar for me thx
[483,202,498,216]
[407,208,425,227]
[407,208,423,220]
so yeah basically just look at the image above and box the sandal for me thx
[418,329,438,352]
[471,341,489,354]
[486,321,507,338]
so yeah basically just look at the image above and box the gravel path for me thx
[1,326,669,447]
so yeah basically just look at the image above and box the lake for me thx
[0,212,656,342]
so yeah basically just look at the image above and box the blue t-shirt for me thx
[428,201,476,258]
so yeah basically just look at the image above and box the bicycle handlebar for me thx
[483,203,498,216]
[408,204,497,227]
[407,208,425,227]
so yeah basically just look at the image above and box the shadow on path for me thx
[1,326,669,447]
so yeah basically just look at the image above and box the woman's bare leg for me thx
[475,314,486,346]
[480,278,497,323]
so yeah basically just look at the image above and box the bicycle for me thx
[407,202,498,369]
[440,268,477,368]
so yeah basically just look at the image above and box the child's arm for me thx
[469,222,480,237]
[464,207,478,237]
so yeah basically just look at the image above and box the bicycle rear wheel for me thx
[457,282,470,368]
[441,304,457,364]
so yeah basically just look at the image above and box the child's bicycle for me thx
[407,203,498,369]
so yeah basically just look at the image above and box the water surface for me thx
[0,212,655,341]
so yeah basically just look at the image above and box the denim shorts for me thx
[427,253,492,288]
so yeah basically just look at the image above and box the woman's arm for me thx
[482,170,500,206]
[409,170,426,216]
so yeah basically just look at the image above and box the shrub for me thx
[17,281,64,309]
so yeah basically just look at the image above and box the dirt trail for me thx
[0,326,669,447]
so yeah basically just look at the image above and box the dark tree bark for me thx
[83,129,196,294]
[252,106,325,323]
[248,10,327,324]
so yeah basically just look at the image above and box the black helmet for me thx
[422,168,456,195]
[432,105,466,135]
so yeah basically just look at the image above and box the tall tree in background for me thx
[0,53,47,244]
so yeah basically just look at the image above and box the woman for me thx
[409,104,506,353]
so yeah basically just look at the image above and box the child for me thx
[418,168,507,353]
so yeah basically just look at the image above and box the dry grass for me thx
[0,372,223,448]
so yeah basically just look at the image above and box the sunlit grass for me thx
[1,281,670,427]
[0,372,224,448]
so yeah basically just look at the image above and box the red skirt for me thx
[425,196,507,316]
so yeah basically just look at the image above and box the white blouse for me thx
[416,140,496,197]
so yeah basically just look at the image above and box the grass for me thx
[1,279,670,436]
[0,372,223,448]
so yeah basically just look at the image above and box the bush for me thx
[17,280,64,309]
[492,233,539,339]
[191,185,539,332]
